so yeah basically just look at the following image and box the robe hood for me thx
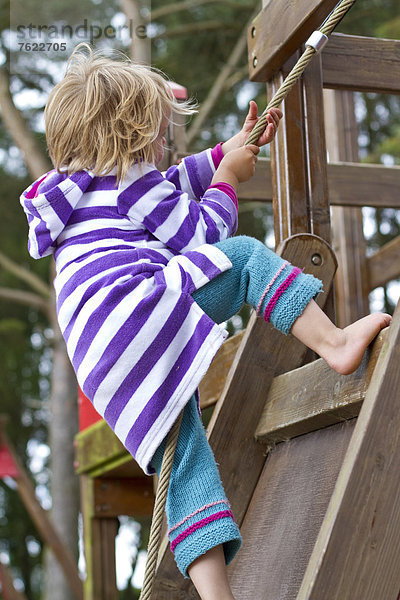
[20,170,95,259]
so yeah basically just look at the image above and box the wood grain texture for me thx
[199,331,244,409]
[247,0,338,82]
[238,158,400,209]
[229,420,356,599]
[327,161,400,209]
[325,89,370,326]
[93,477,154,518]
[367,235,400,291]
[269,54,310,243]
[298,300,400,600]
[256,328,388,445]
[322,33,400,93]
[151,234,337,599]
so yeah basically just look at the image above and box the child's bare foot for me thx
[320,313,392,375]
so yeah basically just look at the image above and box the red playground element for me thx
[78,387,102,431]
[0,443,19,479]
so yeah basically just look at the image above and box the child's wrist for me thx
[211,166,239,190]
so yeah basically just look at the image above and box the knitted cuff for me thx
[257,263,323,335]
[171,507,242,577]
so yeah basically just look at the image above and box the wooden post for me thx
[298,300,400,599]
[0,421,83,600]
[324,89,369,326]
[269,52,331,245]
[80,475,119,600]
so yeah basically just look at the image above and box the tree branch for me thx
[152,20,231,39]
[149,0,254,21]
[186,10,255,145]
[0,287,51,315]
[0,251,51,298]
[0,66,51,180]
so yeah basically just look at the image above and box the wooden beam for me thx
[269,53,311,242]
[322,33,400,94]
[325,89,369,326]
[255,327,388,445]
[238,158,400,209]
[328,162,400,209]
[92,477,154,518]
[247,0,338,82]
[80,475,120,600]
[298,300,400,600]
[75,420,138,477]
[367,236,400,291]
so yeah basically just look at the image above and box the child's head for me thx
[45,43,196,181]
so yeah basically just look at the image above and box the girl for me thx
[20,45,390,600]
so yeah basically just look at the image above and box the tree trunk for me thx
[43,288,80,600]
[0,66,81,599]
[0,67,51,179]
[119,0,151,63]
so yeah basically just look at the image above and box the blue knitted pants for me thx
[151,236,322,577]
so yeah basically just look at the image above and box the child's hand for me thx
[211,145,260,188]
[222,101,282,154]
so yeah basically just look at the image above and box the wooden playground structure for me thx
[73,1,400,598]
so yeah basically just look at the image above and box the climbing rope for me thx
[139,1,356,598]
[246,0,357,145]
[139,410,183,600]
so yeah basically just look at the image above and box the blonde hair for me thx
[45,43,196,182]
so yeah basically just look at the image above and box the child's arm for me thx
[117,146,258,254]
[163,102,282,199]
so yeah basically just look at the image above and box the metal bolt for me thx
[251,26,256,38]
[311,253,322,266]
[253,56,258,68]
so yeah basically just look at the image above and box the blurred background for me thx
[0,0,399,598]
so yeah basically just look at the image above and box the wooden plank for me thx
[269,53,331,246]
[328,161,400,209]
[298,300,400,600]
[325,89,369,325]
[199,330,244,409]
[269,53,310,242]
[322,33,400,94]
[255,327,388,445]
[247,0,338,82]
[75,420,133,476]
[229,420,356,600]
[302,54,331,242]
[367,235,400,291]
[174,153,400,208]
[80,476,119,600]
[151,234,337,599]
[239,158,400,208]
[93,477,154,518]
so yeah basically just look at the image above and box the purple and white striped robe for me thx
[20,148,238,473]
